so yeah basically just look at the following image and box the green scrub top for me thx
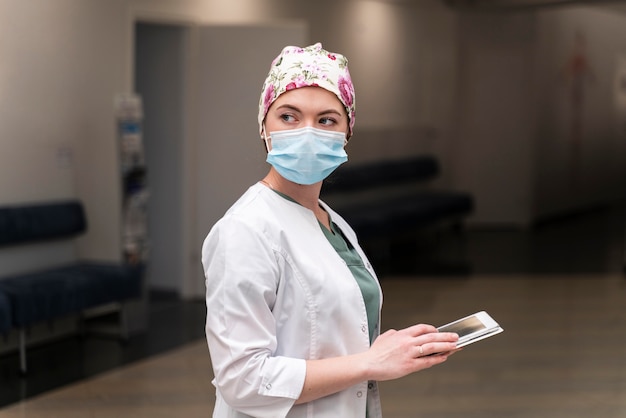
[320,220,380,343]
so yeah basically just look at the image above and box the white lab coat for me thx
[202,183,383,418]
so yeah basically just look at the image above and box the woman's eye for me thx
[319,117,336,126]
[280,114,296,123]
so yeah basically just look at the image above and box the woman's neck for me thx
[260,170,330,229]
[261,171,321,210]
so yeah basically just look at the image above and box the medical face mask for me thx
[265,126,348,185]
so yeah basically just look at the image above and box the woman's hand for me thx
[297,324,459,404]
[362,324,459,382]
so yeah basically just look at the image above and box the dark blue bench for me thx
[0,201,142,373]
[321,155,474,239]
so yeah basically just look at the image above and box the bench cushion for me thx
[322,156,439,194]
[320,156,474,239]
[0,201,86,246]
[0,262,142,327]
[335,191,474,239]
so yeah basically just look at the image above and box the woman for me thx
[202,43,458,418]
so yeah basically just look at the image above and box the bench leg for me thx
[81,302,131,341]
[119,303,129,342]
[18,329,27,375]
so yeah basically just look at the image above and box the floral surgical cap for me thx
[258,42,356,138]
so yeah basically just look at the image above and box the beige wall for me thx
[454,11,537,225]
[0,0,130,272]
[0,0,458,276]
[1,0,624,284]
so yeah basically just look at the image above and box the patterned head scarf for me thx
[258,43,356,138]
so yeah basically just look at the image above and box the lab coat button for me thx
[266,383,272,390]
[368,382,374,390]
[356,391,363,398]
[361,325,367,333]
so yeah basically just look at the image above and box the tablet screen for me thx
[439,316,485,338]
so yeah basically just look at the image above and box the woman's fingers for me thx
[415,342,460,358]
[404,323,438,337]
[403,324,459,342]
[400,324,459,358]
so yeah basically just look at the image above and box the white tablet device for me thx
[437,311,504,349]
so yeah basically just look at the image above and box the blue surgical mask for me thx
[265,127,348,185]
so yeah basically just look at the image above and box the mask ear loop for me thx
[262,124,271,153]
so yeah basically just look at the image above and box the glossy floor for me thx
[1,274,625,417]
[0,203,624,417]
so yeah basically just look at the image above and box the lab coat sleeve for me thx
[202,215,306,417]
